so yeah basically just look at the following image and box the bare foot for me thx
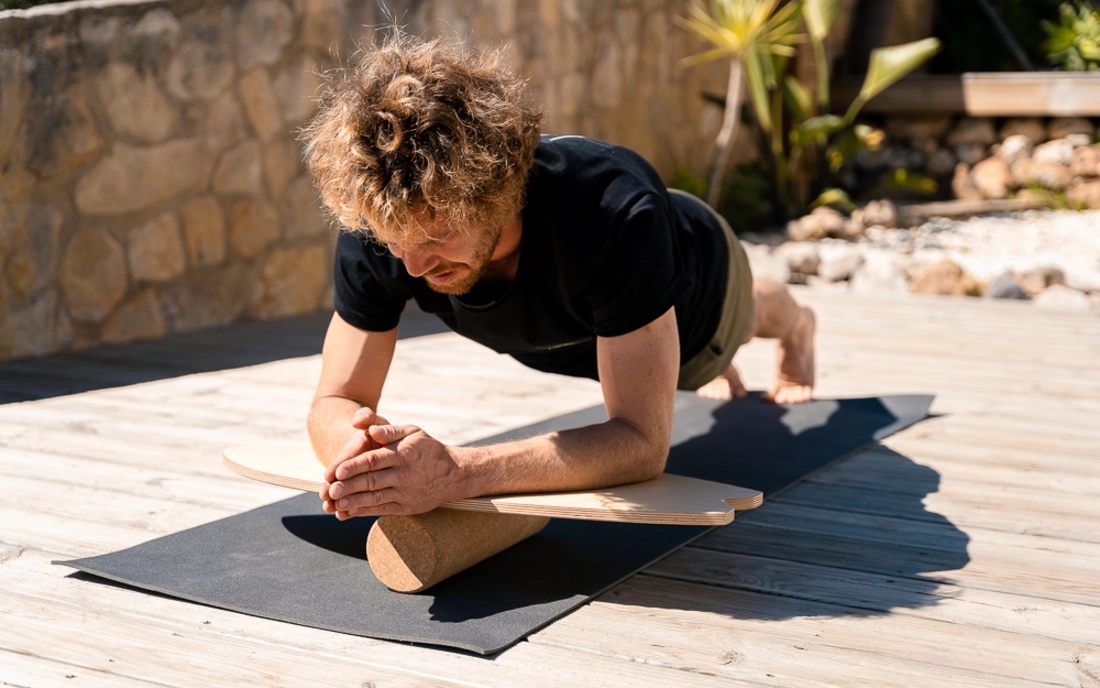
[763,306,816,404]
[696,362,749,401]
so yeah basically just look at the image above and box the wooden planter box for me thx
[833,73,1100,117]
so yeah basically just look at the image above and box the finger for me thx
[351,407,390,430]
[335,487,401,512]
[319,480,333,501]
[326,432,371,481]
[332,446,399,482]
[368,424,420,446]
[338,501,404,519]
[330,467,399,500]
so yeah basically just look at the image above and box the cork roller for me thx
[367,509,550,593]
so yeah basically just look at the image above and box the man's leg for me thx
[696,279,816,403]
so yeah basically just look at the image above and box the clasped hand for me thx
[320,407,468,519]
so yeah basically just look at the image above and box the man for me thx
[302,34,815,521]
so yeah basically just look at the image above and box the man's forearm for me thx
[307,395,365,466]
[454,417,668,497]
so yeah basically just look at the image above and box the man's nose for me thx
[400,248,438,278]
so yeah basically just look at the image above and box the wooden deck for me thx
[1,288,1098,687]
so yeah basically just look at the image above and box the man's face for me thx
[385,218,504,295]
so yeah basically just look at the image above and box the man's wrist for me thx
[450,444,490,500]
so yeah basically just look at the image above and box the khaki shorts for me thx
[669,189,755,391]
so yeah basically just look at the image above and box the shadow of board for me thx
[0,306,448,403]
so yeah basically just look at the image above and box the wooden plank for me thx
[0,650,168,688]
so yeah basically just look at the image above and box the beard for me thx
[423,222,505,295]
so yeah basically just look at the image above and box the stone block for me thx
[817,244,864,282]
[1017,266,1064,296]
[180,195,226,267]
[787,206,846,241]
[302,0,348,53]
[1009,158,1073,190]
[205,90,247,155]
[884,115,953,144]
[741,242,790,285]
[166,15,235,101]
[970,157,1013,200]
[1071,145,1100,177]
[772,241,820,276]
[100,288,166,344]
[250,244,328,318]
[281,175,327,239]
[239,69,284,141]
[1033,284,1092,311]
[274,54,322,124]
[1032,138,1075,166]
[908,259,982,297]
[26,97,104,179]
[850,252,908,294]
[4,204,65,302]
[1047,117,1096,141]
[228,198,280,258]
[946,118,996,148]
[851,199,898,230]
[96,63,177,144]
[0,289,59,360]
[1066,180,1100,210]
[999,118,1046,145]
[213,140,264,196]
[951,163,982,201]
[61,228,128,324]
[0,49,29,164]
[984,272,1028,300]
[132,9,182,55]
[75,139,207,215]
[235,0,294,70]
[954,143,987,166]
[161,263,251,331]
[927,148,957,176]
[263,138,301,199]
[128,212,186,282]
[997,135,1033,165]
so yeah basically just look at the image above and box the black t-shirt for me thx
[333,135,730,381]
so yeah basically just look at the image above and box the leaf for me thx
[790,114,843,148]
[782,75,813,122]
[744,50,774,133]
[859,38,942,103]
[803,0,841,41]
[811,188,857,212]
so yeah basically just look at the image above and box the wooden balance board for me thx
[224,443,762,526]
[224,443,763,593]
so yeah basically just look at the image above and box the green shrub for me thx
[1043,1,1100,70]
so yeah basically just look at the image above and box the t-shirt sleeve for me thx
[584,192,693,338]
[332,230,409,332]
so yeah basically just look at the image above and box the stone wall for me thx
[0,0,729,361]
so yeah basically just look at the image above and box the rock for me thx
[998,135,1034,165]
[235,0,294,70]
[772,241,820,276]
[213,140,264,196]
[954,143,987,166]
[884,115,953,144]
[0,49,28,163]
[274,54,322,124]
[787,206,847,241]
[100,289,166,344]
[1033,284,1092,311]
[166,15,235,100]
[3,204,64,302]
[180,196,226,267]
[882,146,926,170]
[817,244,864,282]
[1066,180,1100,210]
[96,63,177,144]
[1010,159,1073,190]
[281,175,327,239]
[741,242,790,284]
[908,259,983,297]
[984,272,1028,300]
[250,244,328,318]
[927,148,957,176]
[1047,117,1095,141]
[1071,145,1100,177]
[946,118,997,148]
[161,264,251,331]
[851,198,898,230]
[952,162,982,201]
[75,140,208,215]
[132,9,182,55]
[301,0,347,53]
[263,138,300,198]
[61,228,128,323]
[1066,133,1093,148]
[1031,138,1075,166]
[850,252,909,294]
[227,198,280,258]
[0,290,59,360]
[26,98,104,179]
[1017,266,1065,296]
[1000,118,1046,145]
[970,157,1014,199]
[205,90,247,156]
[128,212,186,282]
[239,69,284,142]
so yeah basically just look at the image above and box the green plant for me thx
[679,0,940,219]
[1043,1,1100,70]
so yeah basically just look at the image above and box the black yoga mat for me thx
[59,393,932,655]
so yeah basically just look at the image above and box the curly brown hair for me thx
[302,33,544,244]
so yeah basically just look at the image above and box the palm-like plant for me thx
[676,0,803,206]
